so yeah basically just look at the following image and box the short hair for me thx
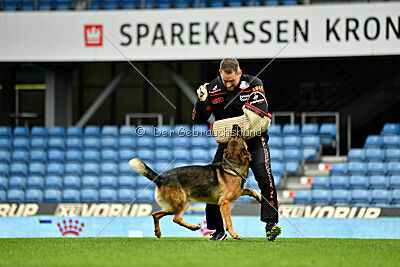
[220,58,240,74]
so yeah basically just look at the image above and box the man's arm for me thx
[249,77,269,114]
[192,84,212,123]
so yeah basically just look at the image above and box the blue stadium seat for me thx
[82,175,99,189]
[264,0,278,5]
[274,176,281,187]
[119,126,136,137]
[119,162,135,176]
[381,123,400,136]
[371,189,392,207]
[175,0,194,8]
[63,189,80,202]
[271,161,284,177]
[386,149,400,162]
[100,189,117,202]
[9,176,26,189]
[330,175,349,189]
[364,135,382,149]
[330,163,347,176]
[173,124,191,136]
[84,126,101,137]
[155,137,172,149]
[192,124,209,135]
[301,124,319,136]
[0,163,9,176]
[155,148,173,161]
[369,175,389,189]
[101,137,119,150]
[119,149,135,161]
[392,190,400,206]
[331,189,351,206]
[312,176,330,189]
[368,162,387,176]
[13,138,29,151]
[366,148,384,162]
[388,162,400,175]
[154,125,172,137]
[65,150,82,163]
[30,138,47,150]
[172,136,190,148]
[0,176,7,190]
[282,124,300,136]
[49,127,65,138]
[208,137,218,149]
[136,137,154,149]
[302,148,317,160]
[31,126,47,138]
[136,176,151,188]
[26,189,43,202]
[3,0,19,10]
[119,175,136,188]
[0,190,5,202]
[11,163,28,176]
[101,162,118,176]
[7,189,25,203]
[12,150,29,163]
[83,150,100,163]
[38,0,54,10]
[66,137,83,150]
[47,163,64,176]
[0,126,12,138]
[136,188,154,203]
[67,126,83,137]
[191,148,209,162]
[44,189,62,202]
[283,148,302,162]
[391,176,400,189]
[301,136,320,149]
[283,136,301,149]
[119,137,136,149]
[383,136,400,149]
[350,175,369,189]
[191,136,209,149]
[84,137,101,150]
[63,175,81,189]
[351,189,371,206]
[45,175,63,189]
[270,149,283,161]
[137,125,154,137]
[48,149,64,163]
[293,190,311,205]
[312,189,331,205]
[173,160,189,169]
[319,123,336,145]
[91,0,103,9]
[227,0,243,7]
[29,163,46,177]
[154,161,172,174]
[14,127,29,138]
[268,136,282,149]
[118,188,135,202]
[284,162,299,174]
[81,189,99,202]
[282,0,297,5]
[0,138,12,151]
[48,137,65,151]
[100,175,118,189]
[268,124,281,136]
[83,163,100,176]
[27,176,44,189]
[347,162,367,176]
[102,126,119,137]
[136,149,155,162]
[101,149,119,162]
[348,149,365,162]
[30,150,46,163]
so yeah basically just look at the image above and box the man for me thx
[192,58,281,241]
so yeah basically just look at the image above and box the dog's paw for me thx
[190,225,201,231]
[232,235,242,240]
[154,230,161,238]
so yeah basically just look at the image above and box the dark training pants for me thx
[206,136,279,230]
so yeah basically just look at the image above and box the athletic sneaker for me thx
[266,222,281,241]
[209,230,227,241]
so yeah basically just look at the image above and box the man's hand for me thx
[197,84,208,102]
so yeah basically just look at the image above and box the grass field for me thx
[1,238,399,266]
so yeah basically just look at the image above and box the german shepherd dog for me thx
[129,125,261,240]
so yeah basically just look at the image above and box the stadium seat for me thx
[369,175,390,189]
[100,189,117,202]
[388,162,400,175]
[136,188,154,203]
[364,135,382,149]
[0,151,10,164]
[155,137,173,149]
[268,124,281,136]
[174,0,194,8]
[173,160,189,169]
[172,136,190,148]
[302,148,318,160]
[29,163,46,177]
[13,138,29,151]
[119,162,135,176]
[155,148,173,161]
[301,124,319,136]
[381,123,400,136]
[63,189,80,202]
[119,137,136,149]
[208,137,218,149]
[84,137,101,150]
[138,125,154,137]
[0,126,12,138]
[83,150,100,163]
[383,136,400,149]
[48,149,64,163]
[100,175,118,189]
[136,176,151,188]
[48,137,65,150]
[12,150,29,163]
[81,189,99,202]
[154,161,172,174]
[271,161,284,177]
[191,136,209,149]
[0,163,9,176]
[319,124,337,142]
[102,126,119,137]
[31,126,47,138]
[283,136,301,149]
[283,148,302,163]
[101,149,119,162]
[9,176,26,189]
[391,176,400,189]
[119,149,135,161]
[282,124,300,136]
[45,175,63,189]
[0,138,12,151]
[293,190,311,205]
[44,189,62,202]
[330,175,350,189]
[137,137,155,149]
[14,127,29,138]
[30,150,47,163]
[312,176,330,189]
[82,175,99,189]
[26,189,44,202]
[284,162,299,174]
[27,176,45,189]
[368,162,387,176]
[7,189,25,203]
[118,188,135,202]
[268,136,282,149]
[350,176,369,189]
[47,163,64,176]
[84,126,101,137]
[331,189,351,206]
[101,163,118,176]
[386,149,400,162]
[66,150,83,163]
[330,163,347,176]
[67,126,83,137]
[83,163,100,176]
[0,176,7,190]
[63,175,81,189]
[302,136,320,150]
[66,137,83,150]
[270,149,283,161]
[38,0,54,10]
[264,0,278,5]
[49,127,65,138]
[91,0,103,9]
[282,0,297,5]
[392,189,400,206]
[347,149,365,162]
[312,189,331,205]
[135,149,154,162]
[351,189,371,206]
[30,138,47,151]
[119,126,136,137]
[191,148,209,162]
[119,175,136,188]
[347,162,367,176]
[11,163,28,176]
[0,190,6,202]
[154,125,172,136]
[365,148,385,162]
[371,189,392,207]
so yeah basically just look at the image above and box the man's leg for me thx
[206,143,227,240]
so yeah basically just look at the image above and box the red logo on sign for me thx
[84,25,103,47]
[57,219,85,236]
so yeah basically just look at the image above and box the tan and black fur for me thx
[129,126,261,240]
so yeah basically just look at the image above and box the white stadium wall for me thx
[0,2,399,62]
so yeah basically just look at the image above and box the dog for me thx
[129,125,261,240]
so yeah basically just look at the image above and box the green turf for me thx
[0,238,399,267]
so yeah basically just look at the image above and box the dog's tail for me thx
[129,158,160,184]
